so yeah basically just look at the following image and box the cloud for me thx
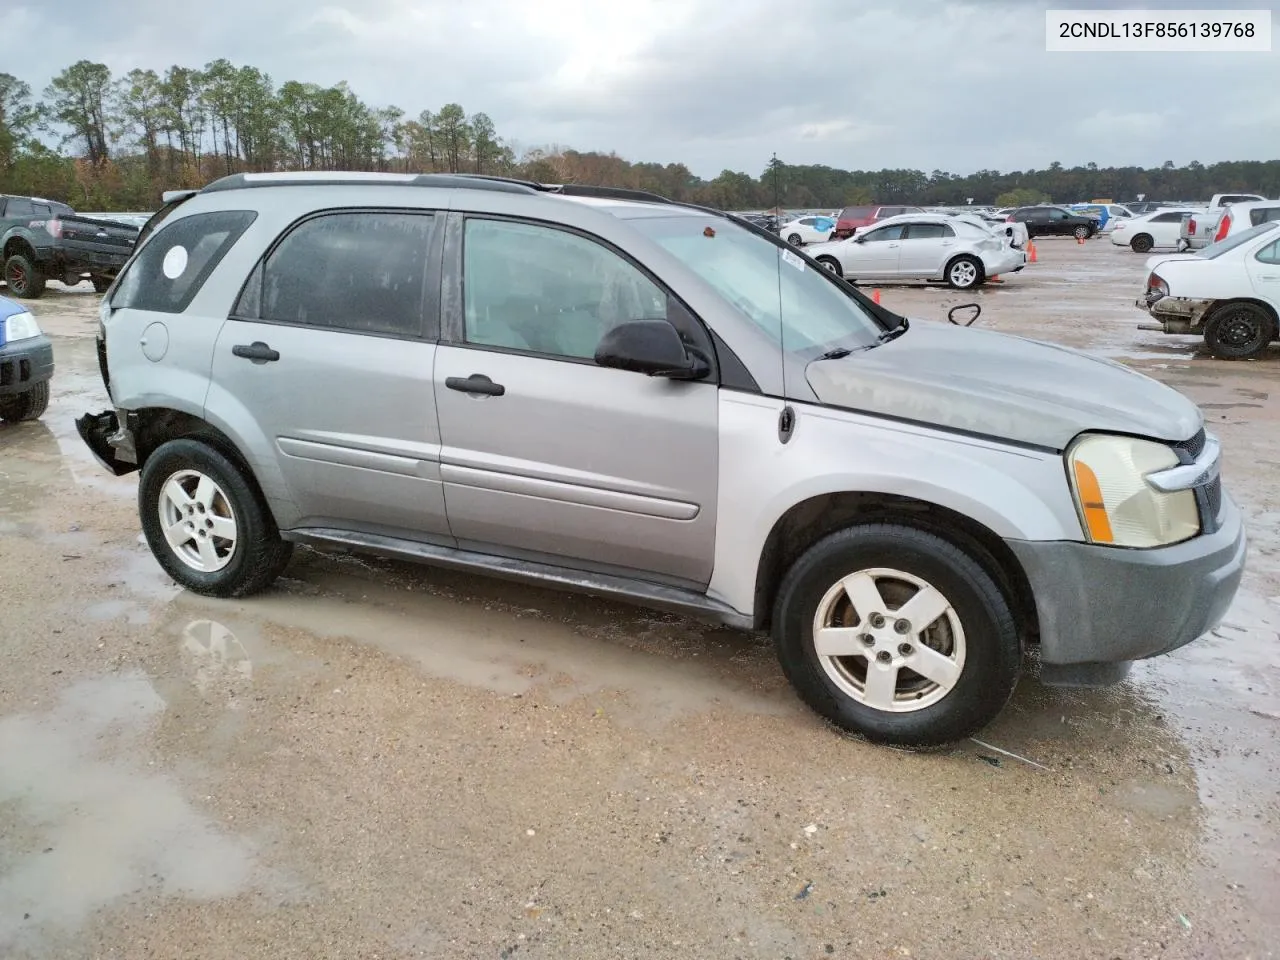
[5,0,1277,179]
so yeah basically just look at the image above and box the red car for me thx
[832,204,925,240]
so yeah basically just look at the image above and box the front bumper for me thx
[1006,494,1246,679]
[0,334,54,396]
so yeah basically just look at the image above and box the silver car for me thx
[78,172,1245,747]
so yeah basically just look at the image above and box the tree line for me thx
[1,60,1277,213]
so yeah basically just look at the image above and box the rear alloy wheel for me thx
[1073,224,1091,240]
[787,233,804,246]
[772,524,1020,746]
[139,438,293,597]
[946,255,983,289]
[3,253,47,299]
[1130,234,1154,253]
[816,256,843,277]
[1203,303,1277,361]
[0,381,50,422]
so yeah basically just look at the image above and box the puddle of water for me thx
[0,672,269,953]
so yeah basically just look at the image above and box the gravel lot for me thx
[1,238,1277,959]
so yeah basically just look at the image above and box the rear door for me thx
[1247,235,1280,308]
[898,222,954,275]
[209,209,451,541]
[431,213,719,586]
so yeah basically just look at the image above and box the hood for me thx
[0,295,27,320]
[805,320,1203,451]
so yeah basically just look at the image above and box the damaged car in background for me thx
[1139,220,1280,360]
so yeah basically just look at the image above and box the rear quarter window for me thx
[111,210,257,315]
[1250,207,1280,226]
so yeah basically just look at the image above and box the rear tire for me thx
[138,438,293,597]
[0,381,50,422]
[772,523,1021,747]
[945,255,983,289]
[3,253,46,299]
[1203,303,1277,360]
[1130,234,1154,253]
[816,256,842,277]
[91,276,112,293]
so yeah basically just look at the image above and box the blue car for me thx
[0,294,53,422]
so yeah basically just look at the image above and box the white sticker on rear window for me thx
[162,245,188,280]
[781,248,805,272]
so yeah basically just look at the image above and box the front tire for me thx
[139,438,293,597]
[3,253,47,299]
[1130,234,1154,253]
[0,381,50,422]
[945,255,983,289]
[816,256,843,277]
[1073,225,1091,240]
[772,524,1021,747]
[1203,303,1277,360]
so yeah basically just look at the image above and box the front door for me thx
[209,209,451,542]
[432,214,719,586]
[844,223,904,279]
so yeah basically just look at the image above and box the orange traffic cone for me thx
[1028,241,1038,263]
[989,275,1002,284]
[1076,234,1085,245]
[872,289,881,304]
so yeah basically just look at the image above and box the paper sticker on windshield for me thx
[162,245,188,280]
[781,248,806,272]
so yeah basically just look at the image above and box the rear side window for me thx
[1151,212,1182,223]
[903,223,953,240]
[5,199,36,218]
[112,210,257,315]
[246,211,435,339]
[840,206,873,220]
[1256,239,1280,265]
[1250,207,1280,226]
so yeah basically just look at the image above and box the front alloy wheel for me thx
[158,469,239,572]
[812,567,965,712]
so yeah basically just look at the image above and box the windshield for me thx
[1198,221,1280,259]
[630,214,886,354]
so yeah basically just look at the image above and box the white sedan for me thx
[1110,209,1197,253]
[1138,220,1280,360]
[805,213,1026,289]
[779,215,835,246]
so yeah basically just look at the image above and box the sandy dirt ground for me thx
[1,240,1277,960]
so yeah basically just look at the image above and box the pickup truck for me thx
[1177,193,1267,252]
[0,194,139,299]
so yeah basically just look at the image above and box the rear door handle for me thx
[232,341,280,364]
[445,373,505,397]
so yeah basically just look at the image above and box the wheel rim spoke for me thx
[194,475,218,510]
[896,585,949,631]
[197,535,221,569]
[905,643,961,689]
[162,477,194,511]
[813,626,865,657]
[862,661,899,709]
[209,515,237,542]
[840,571,884,620]
[163,517,192,552]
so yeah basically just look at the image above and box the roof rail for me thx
[199,171,538,195]
[544,183,673,204]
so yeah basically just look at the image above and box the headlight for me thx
[1067,434,1200,548]
[2,311,41,343]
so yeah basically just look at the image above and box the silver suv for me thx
[78,172,1246,746]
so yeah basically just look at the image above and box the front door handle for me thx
[232,341,280,364]
[446,373,505,397]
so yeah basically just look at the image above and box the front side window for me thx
[252,211,435,338]
[862,224,905,242]
[112,210,257,315]
[462,218,669,360]
[631,214,884,356]
[1049,209,1069,221]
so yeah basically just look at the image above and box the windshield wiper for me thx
[878,318,910,343]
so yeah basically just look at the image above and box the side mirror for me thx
[594,320,710,380]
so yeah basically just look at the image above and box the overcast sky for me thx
[6,0,1277,179]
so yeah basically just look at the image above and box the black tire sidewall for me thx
[1131,235,1152,252]
[1204,306,1276,360]
[0,380,49,421]
[138,438,287,596]
[817,257,842,276]
[788,233,803,246]
[773,525,1020,746]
